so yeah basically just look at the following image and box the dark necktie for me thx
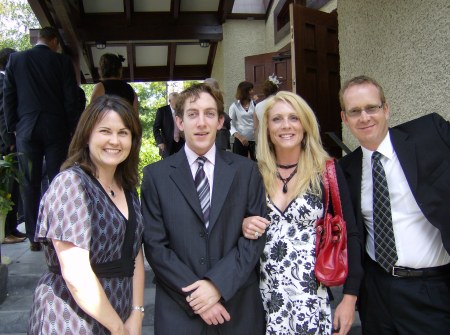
[372,151,398,272]
[195,156,210,229]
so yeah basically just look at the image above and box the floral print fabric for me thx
[260,193,332,335]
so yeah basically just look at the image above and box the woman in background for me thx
[29,95,144,335]
[229,81,257,160]
[91,53,138,114]
[243,91,362,335]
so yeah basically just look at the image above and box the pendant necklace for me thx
[276,163,297,169]
[276,167,298,193]
[98,178,116,198]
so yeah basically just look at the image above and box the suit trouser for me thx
[360,257,450,335]
[233,139,256,161]
[15,125,70,241]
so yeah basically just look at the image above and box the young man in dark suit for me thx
[339,75,450,334]
[153,92,185,158]
[3,27,78,251]
[141,83,266,334]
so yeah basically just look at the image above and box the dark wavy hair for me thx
[235,81,254,102]
[0,48,15,71]
[61,95,142,189]
[262,79,279,97]
[175,83,224,119]
[98,53,125,79]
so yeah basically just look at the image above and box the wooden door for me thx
[290,5,342,157]
[245,48,292,102]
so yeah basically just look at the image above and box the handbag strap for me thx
[322,161,330,214]
[325,159,343,217]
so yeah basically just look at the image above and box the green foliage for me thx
[0,153,19,215]
[0,0,39,51]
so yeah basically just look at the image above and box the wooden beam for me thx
[168,43,177,80]
[172,0,180,20]
[126,42,135,82]
[49,0,94,83]
[124,0,133,25]
[218,0,235,23]
[79,13,223,42]
[27,0,54,27]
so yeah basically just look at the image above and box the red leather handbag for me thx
[315,159,348,286]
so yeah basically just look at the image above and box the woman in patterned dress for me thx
[28,95,144,335]
[243,91,363,335]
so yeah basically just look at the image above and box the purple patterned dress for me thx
[28,166,143,335]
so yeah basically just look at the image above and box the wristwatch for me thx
[132,306,145,313]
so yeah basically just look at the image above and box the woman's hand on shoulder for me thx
[242,216,270,239]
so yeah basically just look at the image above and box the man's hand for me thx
[333,294,357,334]
[199,302,231,325]
[235,133,249,147]
[182,280,221,314]
[157,143,165,152]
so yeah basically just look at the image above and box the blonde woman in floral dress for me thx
[243,91,363,335]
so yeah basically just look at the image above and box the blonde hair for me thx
[256,91,330,198]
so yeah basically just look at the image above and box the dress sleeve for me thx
[35,169,92,250]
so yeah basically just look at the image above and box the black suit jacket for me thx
[0,72,15,152]
[3,44,78,141]
[141,148,266,334]
[153,104,184,157]
[339,113,450,257]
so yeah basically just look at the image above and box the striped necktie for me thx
[195,156,210,229]
[372,151,398,272]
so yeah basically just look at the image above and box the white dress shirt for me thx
[360,132,450,268]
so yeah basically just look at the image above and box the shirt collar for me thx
[185,144,216,167]
[361,130,394,161]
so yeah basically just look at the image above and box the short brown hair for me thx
[175,83,224,119]
[38,27,59,43]
[61,95,142,189]
[339,75,386,110]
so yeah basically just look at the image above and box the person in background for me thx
[0,47,25,244]
[204,78,231,150]
[28,95,144,335]
[229,81,257,160]
[339,75,450,334]
[153,92,185,158]
[90,53,138,114]
[242,91,362,335]
[142,83,266,334]
[3,26,79,251]
[253,75,280,138]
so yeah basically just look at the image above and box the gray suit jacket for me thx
[141,148,266,334]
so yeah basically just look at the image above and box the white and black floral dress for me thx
[260,192,332,335]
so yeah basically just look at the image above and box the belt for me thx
[391,263,450,278]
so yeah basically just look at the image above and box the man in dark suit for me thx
[0,47,26,244]
[3,27,78,251]
[142,83,266,334]
[153,92,185,158]
[339,75,450,334]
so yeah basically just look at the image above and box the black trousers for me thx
[16,121,70,241]
[360,257,450,335]
[233,139,256,161]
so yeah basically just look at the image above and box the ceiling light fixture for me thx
[95,41,106,49]
[199,40,210,48]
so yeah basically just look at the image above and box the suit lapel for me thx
[169,150,204,223]
[390,128,418,193]
[209,151,236,231]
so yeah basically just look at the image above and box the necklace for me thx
[276,163,297,169]
[108,186,116,198]
[276,167,298,193]
[97,178,116,198]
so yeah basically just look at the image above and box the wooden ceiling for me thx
[28,0,273,83]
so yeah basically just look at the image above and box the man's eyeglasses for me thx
[345,104,384,118]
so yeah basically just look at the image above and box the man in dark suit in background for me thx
[339,75,450,334]
[3,27,78,251]
[0,47,25,244]
[142,83,266,334]
[153,92,185,158]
